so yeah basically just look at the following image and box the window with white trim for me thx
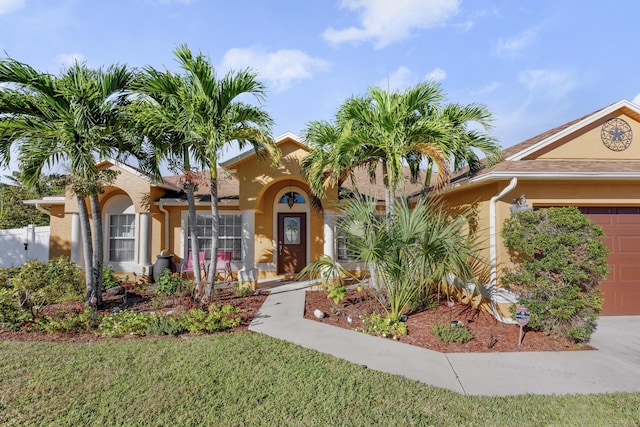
[187,214,242,261]
[109,214,136,262]
[336,216,356,261]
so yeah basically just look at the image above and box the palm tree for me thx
[130,67,207,290]
[303,82,500,216]
[0,58,136,306]
[135,45,280,300]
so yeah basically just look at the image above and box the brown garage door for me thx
[580,207,640,315]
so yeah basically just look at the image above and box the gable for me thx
[532,112,640,161]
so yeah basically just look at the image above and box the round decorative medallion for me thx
[601,118,632,151]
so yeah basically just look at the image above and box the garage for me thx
[581,207,640,315]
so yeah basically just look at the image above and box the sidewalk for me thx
[249,280,640,396]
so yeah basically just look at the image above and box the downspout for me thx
[158,203,169,252]
[489,177,518,324]
[35,203,52,216]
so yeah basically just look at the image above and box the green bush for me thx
[99,310,151,337]
[10,257,84,315]
[0,287,32,330]
[39,309,99,334]
[147,313,187,336]
[181,304,240,334]
[102,265,121,290]
[502,207,609,342]
[357,313,407,340]
[232,282,253,297]
[432,322,473,343]
[155,269,188,296]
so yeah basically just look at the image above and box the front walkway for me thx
[249,280,640,396]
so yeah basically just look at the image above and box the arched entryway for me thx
[273,185,310,274]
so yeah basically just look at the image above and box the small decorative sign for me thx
[515,305,530,326]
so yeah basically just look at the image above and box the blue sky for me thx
[2,0,640,175]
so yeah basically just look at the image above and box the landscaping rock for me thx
[313,309,326,319]
[106,285,124,296]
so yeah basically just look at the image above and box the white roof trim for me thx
[506,100,640,161]
[23,196,65,205]
[96,157,180,191]
[467,170,640,184]
[220,132,305,168]
[155,198,239,207]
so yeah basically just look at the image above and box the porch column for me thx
[70,212,81,267]
[139,212,151,271]
[323,210,335,259]
[239,209,257,286]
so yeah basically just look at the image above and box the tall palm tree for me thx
[0,58,136,306]
[303,82,500,217]
[135,45,280,300]
[130,68,207,290]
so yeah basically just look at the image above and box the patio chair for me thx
[216,251,233,284]
[180,251,207,280]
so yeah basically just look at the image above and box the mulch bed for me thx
[304,288,592,353]
[0,284,268,343]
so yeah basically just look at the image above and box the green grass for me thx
[1,333,639,426]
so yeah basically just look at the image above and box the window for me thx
[109,214,135,262]
[279,191,305,206]
[336,216,356,261]
[187,214,242,261]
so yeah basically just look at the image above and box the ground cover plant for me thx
[2,333,639,426]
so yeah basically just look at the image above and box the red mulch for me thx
[304,288,592,352]
[0,284,267,343]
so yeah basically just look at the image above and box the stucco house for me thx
[26,100,640,317]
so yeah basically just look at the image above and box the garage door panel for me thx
[581,207,640,315]
[618,236,640,254]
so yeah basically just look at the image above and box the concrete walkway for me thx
[249,280,640,396]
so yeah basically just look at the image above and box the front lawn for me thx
[1,333,639,426]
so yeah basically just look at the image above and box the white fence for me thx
[0,225,50,268]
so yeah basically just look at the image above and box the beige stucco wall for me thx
[536,113,640,160]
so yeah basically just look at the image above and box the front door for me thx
[277,213,306,274]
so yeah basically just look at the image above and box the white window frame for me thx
[180,211,244,263]
[103,195,138,272]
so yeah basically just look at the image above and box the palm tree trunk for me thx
[204,163,219,301]
[77,196,95,305]
[89,194,104,306]
[185,180,202,294]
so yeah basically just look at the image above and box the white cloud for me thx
[0,0,24,15]
[221,47,328,92]
[632,93,640,106]
[56,53,86,67]
[424,67,446,82]
[518,69,575,100]
[471,81,502,96]
[323,0,461,49]
[376,66,416,91]
[496,29,537,56]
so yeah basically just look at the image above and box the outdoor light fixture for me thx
[510,194,533,214]
[287,180,295,209]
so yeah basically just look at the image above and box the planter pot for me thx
[153,254,176,282]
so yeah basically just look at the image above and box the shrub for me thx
[99,310,151,337]
[181,304,240,334]
[102,265,121,290]
[327,284,347,305]
[10,257,84,315]
[432,322,473,343]
[156,270,188,296]
[357,313,407,340]
[147,313,187,336]
[232,282,253,297]
[501,207,609,342]
[0,287,32,330]
[39,309,99,334]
